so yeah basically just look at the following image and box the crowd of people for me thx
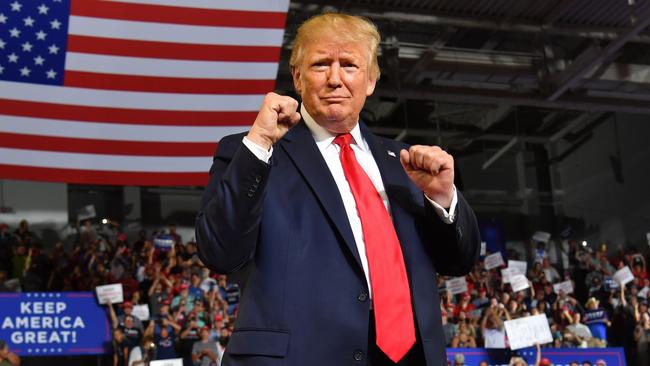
[0,220,239,366]
[439,240,650,366]
[1,219,650,366]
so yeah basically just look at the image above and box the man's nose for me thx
[327,63,342,87]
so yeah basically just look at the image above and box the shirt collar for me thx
[300,104,366,151]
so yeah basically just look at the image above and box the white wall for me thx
[0,179,68,227]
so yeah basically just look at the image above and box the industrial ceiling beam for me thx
[546,7,650,101]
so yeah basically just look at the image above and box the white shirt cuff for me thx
[425,185,458,224]
[242,136,273,163]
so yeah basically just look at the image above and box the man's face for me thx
[292,33,376,134]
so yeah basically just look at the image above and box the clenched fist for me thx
[399,145,454,208]
[247,92,302,150]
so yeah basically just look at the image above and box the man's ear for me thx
[291,66,302,95]
[366,75,377,96]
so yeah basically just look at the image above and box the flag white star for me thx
[38,4,49,15]
[46,69,57,79]
[23,16,35,27]
[10,1,22,12]
[0,39,6,49]
[22,42,33,51]
[34,55,44,65]
[48,44,59,54]
[20,66,31,76]
[36,30,47,40]
[8,53,18,63]
[50,19,61,30]
[0,65,4,74]
[9,27,21,38]
[0,14,7,24]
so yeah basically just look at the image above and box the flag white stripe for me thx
[105,0,291,12]
[0,115,249,142]
[0,81,264,111]
[69,16,285,47]
[65,53,279,79]
[0,148,212,172]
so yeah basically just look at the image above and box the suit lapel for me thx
[279,121,364,271]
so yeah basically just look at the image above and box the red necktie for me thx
[333,133,415,363]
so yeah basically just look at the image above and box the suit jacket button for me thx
[357,292,368,302]
[353,350,364,361]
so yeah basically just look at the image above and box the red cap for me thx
[201,326,210,333]
[122,301,133,309]
[539,358,552,366]
[179,283,189,290]
[461,293,470,300]
[162,299,171,306]
[117,233,127,242]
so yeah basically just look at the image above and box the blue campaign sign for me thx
[448,348,627,366]
[0,292,111,356]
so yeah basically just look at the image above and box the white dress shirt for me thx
[241,105,458,297]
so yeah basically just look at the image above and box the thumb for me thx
[399,149,411,171]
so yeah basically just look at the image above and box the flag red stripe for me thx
[0,132,217,156]
[67,35,282,62]
[64,71,275,94]
[0,164,209,186]
[70,0,287,29]
[0,99,256,126]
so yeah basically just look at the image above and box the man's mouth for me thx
[322,96,348,102]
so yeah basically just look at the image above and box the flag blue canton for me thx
[0,0,70,85]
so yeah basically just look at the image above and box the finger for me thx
[399,149,411,170]
[408,146,422,170]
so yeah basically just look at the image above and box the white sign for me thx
[501,268,517,283]
[553,280,574,295]
[484,252,505,270]
[532,231,551,243]
[639,287,650,300]
[132,304,150,321]
[480,241,487,256]
[614,266,635,286]
[508,260,527,276]
[95,283,123,304]
[150,359,183,366]
[504,314,553,350]
[77,204,96,221]
[510,274,530,292]
[446,277,468,295]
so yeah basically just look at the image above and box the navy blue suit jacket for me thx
[196,120,480,366]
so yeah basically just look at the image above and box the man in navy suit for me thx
[196,13,480,366]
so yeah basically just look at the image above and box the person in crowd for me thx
[634,311,650,366]
[192,327,221,366]
[583,297,611,347]
[0,340,19,366]
[566,313,593,348]
[113,329,129,366]
[128,335,156,366]
[481,305,509,348]
[154,318,179,361]
[452,353,465,366]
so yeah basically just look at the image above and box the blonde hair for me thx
[289,12,381,81]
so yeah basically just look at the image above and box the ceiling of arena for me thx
[276,0,650,156]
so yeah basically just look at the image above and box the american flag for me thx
[0,0,289,186]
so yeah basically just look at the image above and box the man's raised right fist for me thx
[246,92,301,150]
